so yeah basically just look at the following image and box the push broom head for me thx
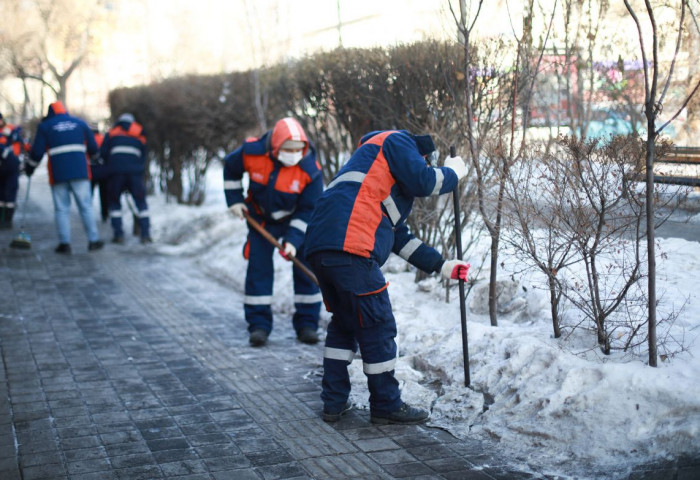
[9,231,31,249]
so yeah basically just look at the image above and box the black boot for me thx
[4,207,14,229]
[249,329,269,347]
[370,403,430,425]
[323,400,353,423]
[297,327,319,344]
[55,243,72,254]
[0,206,6,229]
[88,240,104,251]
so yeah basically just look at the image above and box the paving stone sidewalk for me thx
[1,178,698,480]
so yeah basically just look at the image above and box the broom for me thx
[10,177,32,249]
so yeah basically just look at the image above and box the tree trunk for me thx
[488,237,499,327]
[548,275,562,338]
[646,119,657,367]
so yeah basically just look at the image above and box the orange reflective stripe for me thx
[343,146,395,257]
[243,240,250,259]
[356,282,389,297]
[47,158,54,185]
[364,131,396,147]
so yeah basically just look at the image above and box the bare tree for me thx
[623,0,700,366]
[450,0,557,327]
[0,0,106,107]
[503,147,581,338]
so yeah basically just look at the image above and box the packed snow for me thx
[141,163,699,479]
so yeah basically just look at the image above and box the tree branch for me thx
[657,0,685,108]
[623,0,651,104]
[656,78,700,134]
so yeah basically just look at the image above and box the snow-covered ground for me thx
[140,164,699,479]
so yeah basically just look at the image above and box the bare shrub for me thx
[507,134,685,355]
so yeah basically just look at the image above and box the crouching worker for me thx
[224,117,323,347]
[304,130,470,425]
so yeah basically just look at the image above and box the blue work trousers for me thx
[307,250,401,416]
[0,155,19,207]
[108,173,150,239]
[244,221,321,335]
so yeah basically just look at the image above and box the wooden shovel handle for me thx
[243,211,319,286]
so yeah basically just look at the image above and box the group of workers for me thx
[225,117,470,426]
[3,104,472,426]
[0,103,151,253]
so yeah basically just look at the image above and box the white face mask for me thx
[278,150,303,166]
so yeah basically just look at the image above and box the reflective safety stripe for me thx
[382,195,401,225]
[137,210,149,218]
[398,238,422,261]
[5,202,15,208]
[1,149,10,159]
[110,210,122,218]
[26,158,39,167]
[327,171,366,190]
[110,146,141,157]
[224,180,242,190]
[244,295,272,305]
[324,347,355,362]
[431,168,445,195]
[363,357,397,375]
[294,293,323,304]
[48,144,86,156]
[289,218,307,233]
[271,209,294,220]
[283,118,304,141]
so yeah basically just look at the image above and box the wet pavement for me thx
[1,178,698,480]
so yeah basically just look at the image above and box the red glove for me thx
[279,242,296,261]
[441,260,470,281]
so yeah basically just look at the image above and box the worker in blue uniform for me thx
[224,117,323,347]
[0,112,27,229]
[304,130,470,425]
[100,113,152,244]
[26,102,104,254]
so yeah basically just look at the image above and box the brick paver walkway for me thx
[1,178,698,480]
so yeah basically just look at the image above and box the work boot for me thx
[249,329,268,347]
[322,400,353,423]
[88,240,104,251]
[0,207,14,229]
[370,403,430,425]
[112,235,125,244]
[140,236,153,244]
[55,243,72,254]
[297,327,319,345]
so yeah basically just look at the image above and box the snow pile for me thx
[146,164,700,478]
